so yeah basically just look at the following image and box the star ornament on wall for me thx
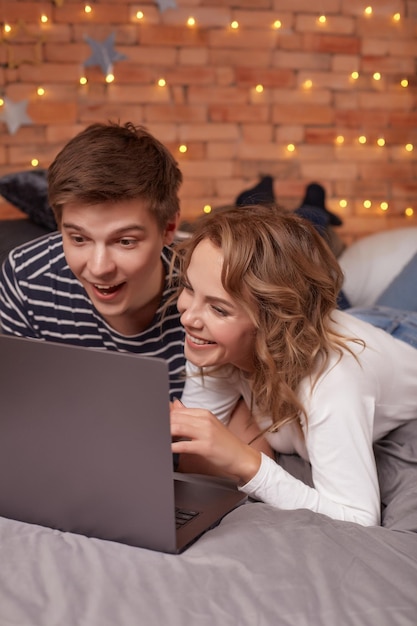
[83,32,127,76]
[156,0,177,12]
[0,97,33,135]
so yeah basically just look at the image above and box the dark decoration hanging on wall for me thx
[0,97,33,134]
[83,32,127,76]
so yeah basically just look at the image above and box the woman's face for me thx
[177,238,256,371]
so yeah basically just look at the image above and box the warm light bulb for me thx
[136,11,144,20]
[401,79,409,88]
[286,143,296,152]
[380,202,389,211]
[80,76,88,85]
[335,135,345,145]
[363,200,372,208]
[158,78,166,87]
[377,138,385,147]
[405,207,414,217]
[4,23,11,34]
[339,199,347,208]
[0,98,3,106]
[31,158,39,167]
[303,79,313,89]
[203,205,212,214]
[84,4,92,13]
[373,72,381,81]
[105,73,115,83]
[405,143,414,152]
[178,144,187,153]
[317,15,327,24]
[37,87,45,96]
[358,135,367,144]
[364,6,373,16]
[393,12,401,21]
[351,71,359,80]
[40,14,48,23]
[187,17,196,27]
[255,84,264,93]
[273,20,282,29]
[230,21,239,29]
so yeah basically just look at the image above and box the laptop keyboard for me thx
[175,507,200,529]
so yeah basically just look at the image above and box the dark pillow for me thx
[0,169,57,231]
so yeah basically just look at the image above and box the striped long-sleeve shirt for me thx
[0,232,185,399]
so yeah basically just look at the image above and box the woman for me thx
[170,205,417,526]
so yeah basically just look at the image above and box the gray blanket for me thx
[1,420,416,625]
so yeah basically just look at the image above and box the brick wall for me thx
[0,0,416,242]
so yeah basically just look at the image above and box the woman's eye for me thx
[211,305,228,317]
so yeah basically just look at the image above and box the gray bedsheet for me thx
[1,420,416,626]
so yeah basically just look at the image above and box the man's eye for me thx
[119,238,136,247]
[71,234,85,244]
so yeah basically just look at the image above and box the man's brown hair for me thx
[48,121,183,230]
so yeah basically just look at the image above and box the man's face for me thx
[61,198,177,335]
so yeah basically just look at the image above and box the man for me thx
[0,122,185,398]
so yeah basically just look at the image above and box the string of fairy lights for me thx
[0,2,415,218]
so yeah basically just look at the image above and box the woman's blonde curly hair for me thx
[173,204,359,432]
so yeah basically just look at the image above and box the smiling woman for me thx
[171,205,417,526]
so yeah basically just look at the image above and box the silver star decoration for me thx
[156,0,177,12]
[83,32,127,76]
[0,97,33,134]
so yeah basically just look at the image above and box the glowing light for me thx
[31,158,39,167]
[105,73,115,83]
[158,78,166,87]
[405,143,414,152]
[405,207,414,217]
[187,17,196,27]
[377,138,385,147]
[0,98,3,106]
[203,205,212,214]
[136,11,144,20]
[380,202,389,211]
[84,4,92,13]
[303,79,313,89]
[255,84,264,93]
[358,135,367,145]
[364,6,373,16]
[286,143,296,153]
[230,21,239,30]
[79,76,88,85]
[401,79,408,88]
[37,87,45,96]
[317,15,327,24]
[339,199,347,208]
[363,200,372,209]
[273,20,282,30]
[4,23,11,34]
[351,71,359,80]
[393,13,401,22]
[40,14,48,24]
[335,135,345,145]
[178,144,188,153]
[373,72,381,81]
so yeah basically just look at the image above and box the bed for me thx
[1,173,417,624]
[1,419,417,625]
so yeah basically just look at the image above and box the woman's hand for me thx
[170,400,262,484]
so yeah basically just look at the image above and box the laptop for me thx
[0,334,247,553]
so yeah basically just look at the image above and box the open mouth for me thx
[93,283,124,296]
[186,333,215,346]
